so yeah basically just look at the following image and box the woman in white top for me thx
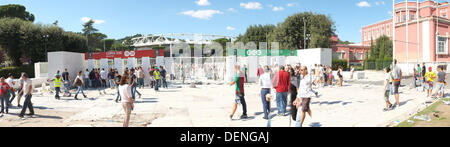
[293,66,316,127]
[118,74,134,127]
[258,66,272,120]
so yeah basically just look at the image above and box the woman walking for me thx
[289,67,300,121]
[73,71,87,100]
[337,66,343,87]
[114,71,122,103]
[293,66,316,127]
[118,74,134,127]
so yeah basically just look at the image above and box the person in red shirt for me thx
[0,77,11,115]
[257,65,263,78]
[272,66,291,116]
[229,65,248,120]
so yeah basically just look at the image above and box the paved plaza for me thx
[0,71,443,127]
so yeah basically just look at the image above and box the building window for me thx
[333,52,346,60]
[403,14,407,22]
[410,14,415,20]
[356,53,363,60]
[108,59,114,68]
[137,58,142,66]
[387,25,390,36]
[349,51,355,60]
[95,60,101,68]
[397,15,401,23]
[437,36,448,54]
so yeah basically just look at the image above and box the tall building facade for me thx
[362,0,450,63]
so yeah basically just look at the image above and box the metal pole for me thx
[417,0,420,63]
[407,0,409,73]
[304,17,306,49]
[393,0,396,61]
[436,0,439,64]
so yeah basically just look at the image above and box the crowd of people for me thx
[0,72,34,119]
[2,59,447,127]
[231,62,350,127]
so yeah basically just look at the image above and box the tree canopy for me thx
[268,12,335,49]
[0,18,87,66]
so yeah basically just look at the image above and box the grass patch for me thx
[396,101,442,127]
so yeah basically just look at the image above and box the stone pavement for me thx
[0,71,440,127]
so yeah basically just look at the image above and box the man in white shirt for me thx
[84,69,90,88]
[100,68,107,88]
[259,66,272,120]
[19,73,33,119]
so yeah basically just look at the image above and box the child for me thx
[383,67,393,111]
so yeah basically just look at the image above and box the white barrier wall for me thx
[297,48,332,68]
[34,62,48,78]
[48,51,85,84]
[100,59,108,71]
[248,56,258,82]
[114,58,123,74]
[142,57,150,85]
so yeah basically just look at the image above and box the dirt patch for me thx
[413,103,450,127]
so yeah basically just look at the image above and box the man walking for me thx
[259,66,272,120]
[6,73,16,107]
[18,73,33,119]
[129,69,141,100]
[425,67,436,97]
[137,67,145,89]
[434,66,447,98]
[229,65,248,120]
[273,65,290,116]
[160,66,168,88]
[153,67,161,91]
[48,73,62,100]
[108,68,116,89]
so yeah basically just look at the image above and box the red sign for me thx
[85,49,164,60]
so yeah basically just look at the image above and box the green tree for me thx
[0,4,35,22]
[236,24,275,48]
[102,39,115,51]
[0,18,87,66]
[268,12,335,49]
[213,38,231,56]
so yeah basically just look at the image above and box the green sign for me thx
[228,49,297,57]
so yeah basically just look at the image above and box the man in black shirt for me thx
[61,68,71,97]
[160,66,168,88]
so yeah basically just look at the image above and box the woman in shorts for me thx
[293,66,316,127]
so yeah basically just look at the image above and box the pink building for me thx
[331,35,370,65]
[362,0,450,64]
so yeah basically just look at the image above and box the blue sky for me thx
[1,0,402,43]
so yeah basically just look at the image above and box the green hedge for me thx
[0,66,35,78]
[364,58,392,70]
[332,59,348,70]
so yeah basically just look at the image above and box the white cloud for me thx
[81,17,105,24]
[272,6,284,11]
[357,1,371,7]
[180,10,223,20]
[240,2,262,10]
[196,0,210,6]
[375,1,385,6]
[287,3,298,7]
[226,26,235,31]
[227,8,238,13]
[387,11,392,15]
